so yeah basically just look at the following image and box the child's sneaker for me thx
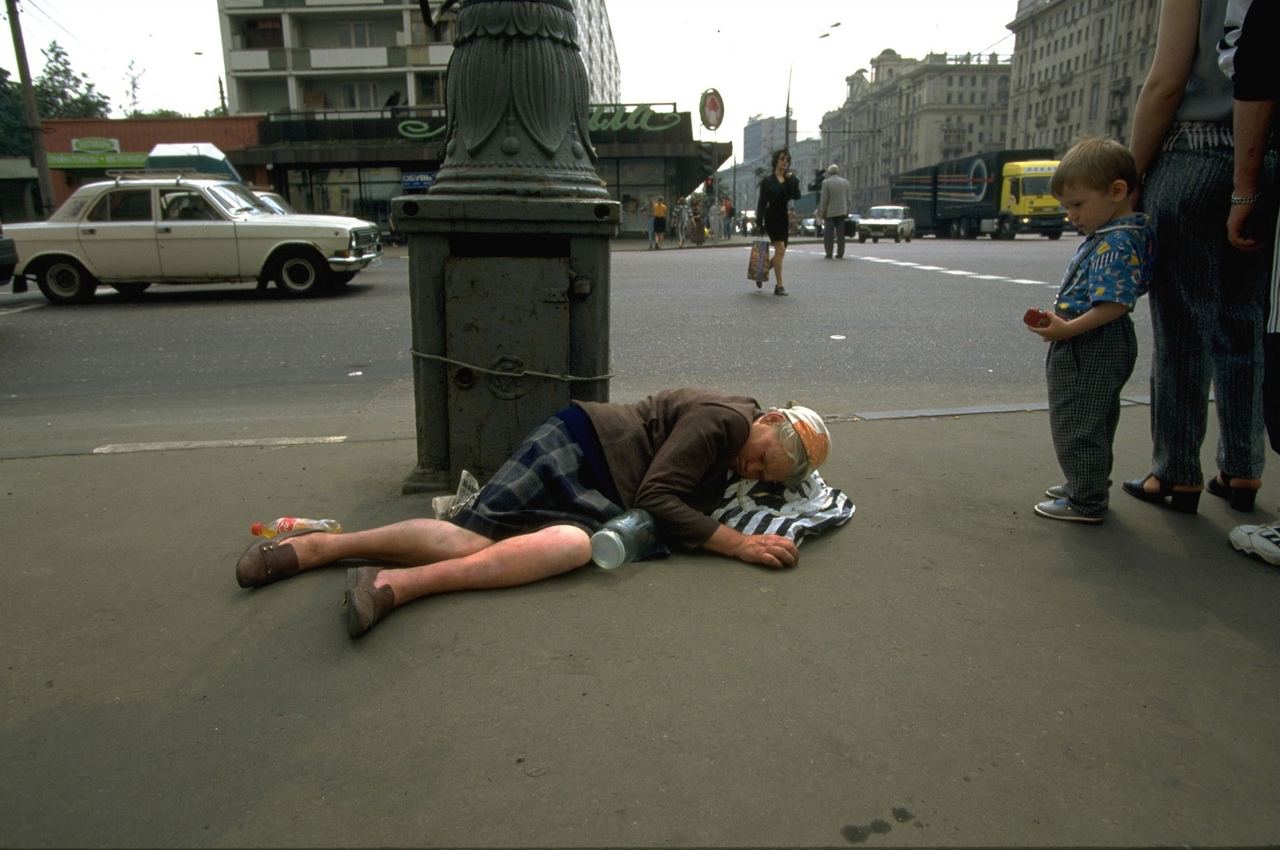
[1034,498,1103,524]
[1228,521,1280,566]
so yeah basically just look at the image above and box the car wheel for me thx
[858,233,867,243]
[894,232,901,243]
[872,237,879,244]
[111,283,152,298]
[1047,231,1062,240]
[905,232,912,242]
[34,257,97,305]
[270,248,330,297]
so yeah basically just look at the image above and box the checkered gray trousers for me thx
[1046,316,1137,516]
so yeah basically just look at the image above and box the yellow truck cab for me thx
[1000,160,1067,240]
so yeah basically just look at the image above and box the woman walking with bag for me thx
[756,148,801,296]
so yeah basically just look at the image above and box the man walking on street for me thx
[817,164,851,259]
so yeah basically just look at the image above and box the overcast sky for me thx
[1,0,1017,146]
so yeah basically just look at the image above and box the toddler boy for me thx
[1029,137,1153,523]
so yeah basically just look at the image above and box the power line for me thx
[18,0,91,53]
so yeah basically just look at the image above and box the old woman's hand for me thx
[734,533,798,569]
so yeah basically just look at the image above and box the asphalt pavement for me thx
[2,239,1278,847]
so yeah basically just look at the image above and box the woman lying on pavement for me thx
[235,388,832,638]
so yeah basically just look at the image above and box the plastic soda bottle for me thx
[590,509,657,570]
[250,517,343,538]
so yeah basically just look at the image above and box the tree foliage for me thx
[34,41,111,119]
[0,67,30,156]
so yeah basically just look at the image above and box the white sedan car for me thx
[8,175,381,304]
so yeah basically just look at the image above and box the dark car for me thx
[0,221,18,291]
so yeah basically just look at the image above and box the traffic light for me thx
[809,169,825,197]
[704,177,715,197]
[699,142,715,175]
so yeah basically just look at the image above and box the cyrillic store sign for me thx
[397,104,688,144]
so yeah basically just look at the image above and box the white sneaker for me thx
[1228,521,1280,566]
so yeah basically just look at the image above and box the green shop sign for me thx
[48,152,148,169]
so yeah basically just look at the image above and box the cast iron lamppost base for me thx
[396,0,620,494]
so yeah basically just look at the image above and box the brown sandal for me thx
[345,566,396,638]
[235,531,318,588]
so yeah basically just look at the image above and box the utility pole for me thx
[6,0,54,217]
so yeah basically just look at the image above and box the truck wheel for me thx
[34,257,98,305]
[858,233,867,243]
[269,247,331,297]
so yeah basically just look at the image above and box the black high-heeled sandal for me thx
[1121,474,1201,514]
[1207,472,1259,512]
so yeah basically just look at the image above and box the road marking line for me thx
[971,274,1008,280]
[912,265,945,270]
[0,305,42,316]
[941,270,977,276]
[1009,278,1049,285]
[92,436,349,454]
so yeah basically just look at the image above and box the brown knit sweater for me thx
[575,388,761,547]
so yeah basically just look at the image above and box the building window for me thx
[338,21,373,48]
[342,81,380,109]
[244,18,283,49]
[417,72,445,105]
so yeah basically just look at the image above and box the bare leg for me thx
[280,518,494,572]
[772,241,788,290]
[375,524,592,607]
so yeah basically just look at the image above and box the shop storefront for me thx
[31,105,729,237]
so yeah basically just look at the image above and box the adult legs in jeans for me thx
[1143,147,1268,488]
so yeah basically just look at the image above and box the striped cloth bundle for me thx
[710,472,854,543]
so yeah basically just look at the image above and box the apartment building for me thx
[819,50,1012,213]
[218,0,620,115]
[811,1,1160,211]
[1006,0,1160,150]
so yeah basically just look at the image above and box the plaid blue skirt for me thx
[449,415,625,541]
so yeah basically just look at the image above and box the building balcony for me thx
[1107,105,1128,124]
[406,44,453,67]
[1055,108,1071,122]
[1034,112,1049,127]
[309,46,391,69]
[1109,76,1130,94]
[229,48,292,73]
[1059,68,1073,85]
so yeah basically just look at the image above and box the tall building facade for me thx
[819,50,1011,213]
[814,0,1159,212]
[218,0,620,115]
[1005,0,1159,150]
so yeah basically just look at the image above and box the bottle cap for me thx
[250,522,264,536]
[590,529,627,569]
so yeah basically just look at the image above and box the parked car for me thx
[252,190,296,215]
[7,174,381,304]
[857,205,915,243]
[0,221,16,290]
[799,216,823,237]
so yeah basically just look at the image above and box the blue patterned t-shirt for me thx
[1054,213,1153,316]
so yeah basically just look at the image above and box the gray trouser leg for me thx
[1047,317,1137,515]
